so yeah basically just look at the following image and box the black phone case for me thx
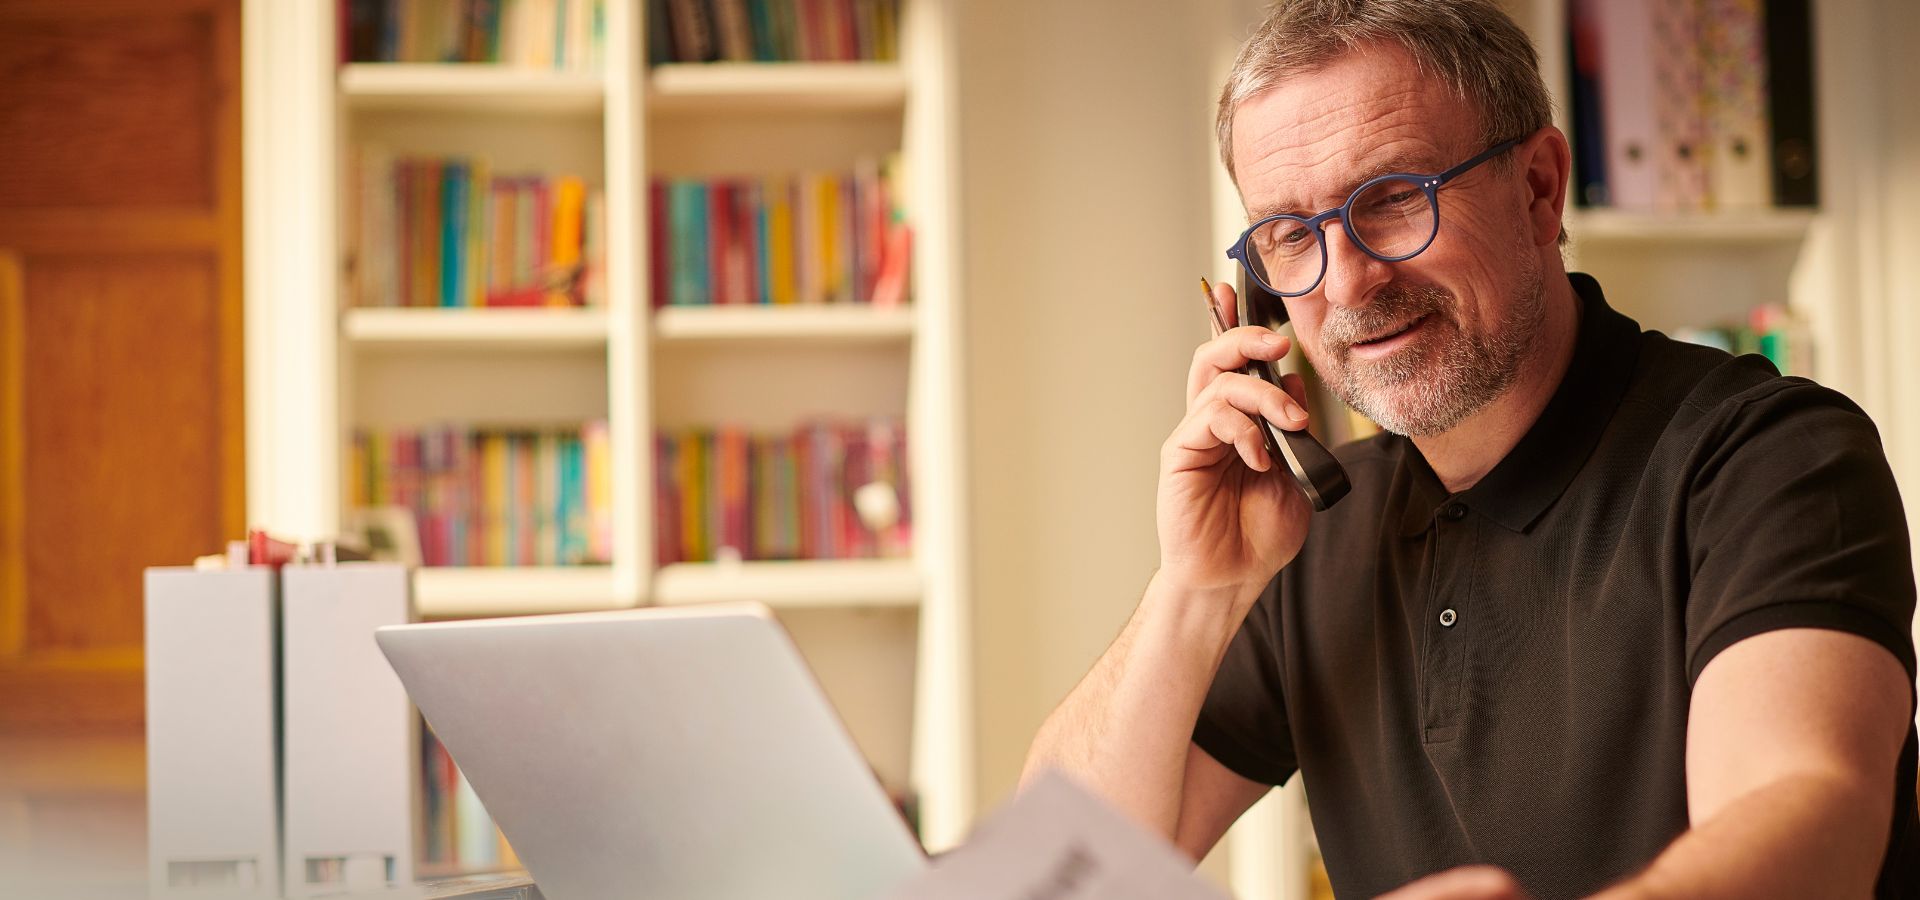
[1237,274,1352,511]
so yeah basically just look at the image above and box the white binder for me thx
[144,566,283,897]
[280,562,416,897]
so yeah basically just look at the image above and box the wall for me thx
[956,0,1226,822]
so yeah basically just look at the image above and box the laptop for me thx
[374,602,929,900]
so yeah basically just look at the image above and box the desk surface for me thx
[0,733,537,900]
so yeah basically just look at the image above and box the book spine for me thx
[1764,0,1818,206]
[768,175,795,304]
[1566,0,1610,207]
[708,180,732,304]
[649,178,669,308]
[584,419,612,563]
[655,433,680,565]
[549,175,586,306]
[1651,0,1709,212]
[466,158,490,307]
[1699,0,1772,210]
[1594,0,1659,210]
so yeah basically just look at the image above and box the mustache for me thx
[1320,283,1455,349]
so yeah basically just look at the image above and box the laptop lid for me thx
[375,602,927,900]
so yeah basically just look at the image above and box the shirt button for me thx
[1439,608,1458,627]
[1440,502,1468,521]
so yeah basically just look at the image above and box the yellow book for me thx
[548,176,586,306]
[767,175,795,305]
[817,174,840,303]
[583,420,612,563]
[368,429,389,506]
[482,433,508,566]
[677,430,704,562]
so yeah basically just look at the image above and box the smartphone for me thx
[1234,273,1352,511]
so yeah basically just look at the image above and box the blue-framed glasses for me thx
[1226,138,1519,297]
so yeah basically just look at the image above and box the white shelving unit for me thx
[245,0,973,853]
[340,63,606,115]
[653,559,921,608]
[649,62,909,114]
[652,303,915,342]
[345,307,610,349]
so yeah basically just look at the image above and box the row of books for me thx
[1566,0,1817,212]
[349,423,614,567]
[648,0,900,65]
[343,0,606,71]
[349,149,606,308]
[421,724,518,872]
[651,160,911,307]
[655,419,911,565]
[1671,303,1807,375]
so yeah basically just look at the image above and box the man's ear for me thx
[1518,126,1571,248]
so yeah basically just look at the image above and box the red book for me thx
[649,179,669,309]
[707,181,732,304]
[797,0,822,61]
[515,433,536,566]
[835,0,858,62]
[654,434,679,566]
[532,179,551,300]
[731,182,758,305]
[794,424,817,559]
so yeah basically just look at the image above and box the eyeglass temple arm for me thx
[1433,138,1522,187]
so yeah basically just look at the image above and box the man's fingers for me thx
[1186,329,1293,407]
[1193,372,1309,434]
[1164,400,1270,472]
[1375,866,1530,900]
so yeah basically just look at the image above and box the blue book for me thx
[441,160,468,307]
[670,181,711,305]
[749,180,769,304]
[558,433,577,565]
[563,434,587,564]
[747,0,777,61]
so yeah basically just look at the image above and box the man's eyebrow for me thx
[1246,151,1434,222]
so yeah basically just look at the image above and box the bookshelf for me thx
[244,0,974,861]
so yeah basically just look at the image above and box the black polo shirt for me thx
[1193,273,1920,898]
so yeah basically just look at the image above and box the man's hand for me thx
[1157,278,1316,601]
[1377,866,1532,900]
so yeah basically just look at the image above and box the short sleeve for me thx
[1192,577,1299,786]
[1685,377,1918,686]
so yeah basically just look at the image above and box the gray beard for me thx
[1317,264,1546,437]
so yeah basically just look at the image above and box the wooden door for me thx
[0,0,244,732]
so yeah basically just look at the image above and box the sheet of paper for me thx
[884,770,1233,900]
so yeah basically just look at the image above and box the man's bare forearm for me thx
[1592,772,1892,900]
[1020,569,1255,837]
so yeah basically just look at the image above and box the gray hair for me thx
[1216,0,1552,185]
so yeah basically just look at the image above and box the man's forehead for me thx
[1230,46,1475,216]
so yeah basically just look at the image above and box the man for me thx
[1022,1,1920,898]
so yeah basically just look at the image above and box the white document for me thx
[885,770,1232,900]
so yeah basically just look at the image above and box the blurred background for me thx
[2,0,1916,897]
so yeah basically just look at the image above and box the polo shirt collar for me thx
[1396,272,1641,536]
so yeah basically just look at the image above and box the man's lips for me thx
[1346,314,1430,356]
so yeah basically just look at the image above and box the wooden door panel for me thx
[22,254,227,654]
[0,13,218,209]
[0,0,241,733]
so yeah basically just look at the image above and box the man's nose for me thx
[1318,219,1392,309]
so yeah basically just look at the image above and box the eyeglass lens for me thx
[1244,176,1438,294]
